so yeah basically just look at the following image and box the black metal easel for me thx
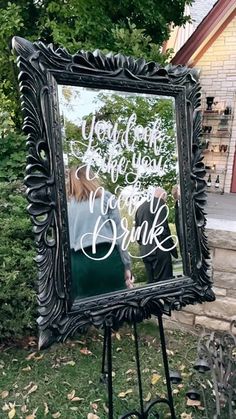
[101,315,176,419]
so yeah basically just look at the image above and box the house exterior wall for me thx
[195,16,236,192]
[164,227,236,334]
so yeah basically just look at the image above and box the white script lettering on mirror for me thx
[58,86,184,299]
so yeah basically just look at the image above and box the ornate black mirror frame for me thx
[12,36,215,349]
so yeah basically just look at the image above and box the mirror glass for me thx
[58,85,184,301]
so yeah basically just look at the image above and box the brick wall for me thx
[165,227,236,333]
[196,16,236,193]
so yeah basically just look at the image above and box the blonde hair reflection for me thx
[154,186,167,202]
[68,165,102,201]
[172,184,180,201]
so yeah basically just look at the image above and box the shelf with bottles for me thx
[202,96,233,116]
[206,174,223,192]
[202,132,230,138]
[202,126,231,136]
[203,149,229,155]
[205,165,226,175]
[204,152,228,158]
[202,102,233,135]
[206,187,224,194]
[201,96,233,194]
[202,142,229,154]
[205,171,225,176]
[202,113,233,120]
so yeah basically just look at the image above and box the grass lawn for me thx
[0,320,212,419]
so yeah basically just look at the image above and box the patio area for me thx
[206,192,236,231]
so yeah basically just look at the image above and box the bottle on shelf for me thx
[206,96,215,111]
[224,106,232,115]
[215,175,220,188]
[207,174,212,187]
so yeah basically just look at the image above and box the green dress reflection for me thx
[67,189,131,300]
[71,244,125,299]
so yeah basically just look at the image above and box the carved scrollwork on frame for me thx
[12,36,215,349]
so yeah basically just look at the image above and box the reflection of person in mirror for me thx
[172,184,183,256]
[135,187,178,283]
[67,166,133,299]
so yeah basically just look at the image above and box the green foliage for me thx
[0,130,26,181]
[0,0,192,176]
[43,0,192,57]
[112,22,172,64]
[0,3,24,127]
[0,86,26,181]
[0,0,192,126]
[0,181,37,340]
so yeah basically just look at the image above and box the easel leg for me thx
[157,314,176,419]
[133,321,144,416]
[101,326,108,383]
[101,319,176,419]
[106,325,113,419]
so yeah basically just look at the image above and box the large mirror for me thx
[13,36,215,348]
[58,86,183,301]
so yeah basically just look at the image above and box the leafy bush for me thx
[0,181,37,341]
[0,87,26,182]
[0,131,26,182]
